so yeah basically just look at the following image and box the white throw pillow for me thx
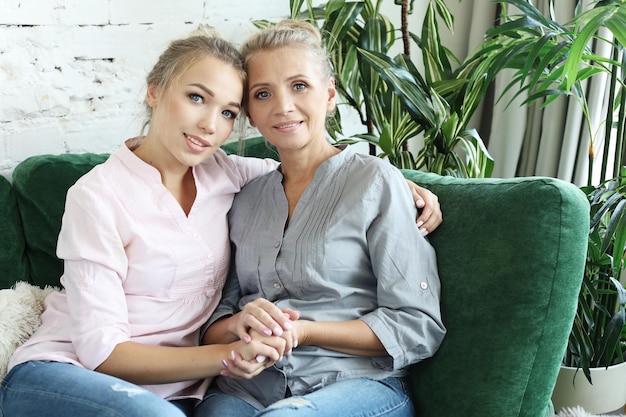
[0,281,59,378]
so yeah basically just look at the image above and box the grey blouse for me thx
[210,146,446,408]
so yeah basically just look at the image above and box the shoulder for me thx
[342,150,405,187]
[198,149,278,186]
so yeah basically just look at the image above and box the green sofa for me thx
[0,137,589,417]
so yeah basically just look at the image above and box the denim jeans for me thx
[0,361,190,417]
[197,377,415,417]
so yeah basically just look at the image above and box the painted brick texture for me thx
[1,1,345,178]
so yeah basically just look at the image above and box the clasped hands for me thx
[220,298,301,379]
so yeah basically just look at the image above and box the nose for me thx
[274,90,295,116]
[198,109,217,134]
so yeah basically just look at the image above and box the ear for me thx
[146,84,159,108]
[326,78,337,113]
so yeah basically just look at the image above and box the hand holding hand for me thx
[220,334,286,379]
[233,298,300,343]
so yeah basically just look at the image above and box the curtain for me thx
[484,0,613,186]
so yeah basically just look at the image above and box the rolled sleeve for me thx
[362,167,446,370]
[57,183,131,370]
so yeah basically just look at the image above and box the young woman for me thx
[0,29,441,417]
[0,32,290,417]
[200,20,446,417]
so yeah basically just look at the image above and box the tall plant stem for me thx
[602,48,619,182]
[617,50,626,174]
[401,0,410,56]
[401,0,409,152]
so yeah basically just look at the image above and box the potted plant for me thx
[550,171,626,414]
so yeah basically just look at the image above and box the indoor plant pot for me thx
[551,171,626,413]
[551,361,626,414]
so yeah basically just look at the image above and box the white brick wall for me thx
[0,0,372,179]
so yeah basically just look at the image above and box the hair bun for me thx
[274,20,323,46]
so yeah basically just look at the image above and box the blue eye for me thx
[255,90,270,99]
[189,93,203,103]
[294,83,307,91]
[222,110,238,120]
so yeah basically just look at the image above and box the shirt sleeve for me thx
[224,152,279,187]
[56,178,131,370]
[360,165,446,370]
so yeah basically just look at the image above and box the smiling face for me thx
[145,55,243,171]
[245,46,336,153]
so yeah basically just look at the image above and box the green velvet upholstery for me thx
[0,137,589,417]
[0,175,27,289]
[221,137,280,160]
[401,171,588,417]
[11,153,109,288]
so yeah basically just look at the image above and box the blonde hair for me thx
[240,19,333,80]
[143,26,245,127]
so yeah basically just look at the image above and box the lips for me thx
[273,121,302,130]
[184,133,210,147]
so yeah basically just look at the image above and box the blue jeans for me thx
[0,361,202,417]
[197,377,415,417]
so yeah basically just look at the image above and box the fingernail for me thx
[283,321,292,330]
[294,339,298,348]
[220,370,229,377]
[230,350,236,360]
[256,355,267,363]
[421,228,428,237]
[243,335,251,343]
[273,326,283,336]
[222,359,229,368]
[417,221,424,227]
[263,328,272,336]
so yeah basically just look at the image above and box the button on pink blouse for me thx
[8,140,277,400]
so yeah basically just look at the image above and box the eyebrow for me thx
[248,74,312,91]
[188,83,241,109]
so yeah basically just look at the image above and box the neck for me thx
[278,140,340,184]
[134,136,189,185]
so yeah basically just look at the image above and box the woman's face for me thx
[146,55,243,169]
[246,46,335,153]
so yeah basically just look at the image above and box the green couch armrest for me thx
[402,170,589,417]
[0,175,28,288]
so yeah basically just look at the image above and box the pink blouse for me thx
[8,139,277,400]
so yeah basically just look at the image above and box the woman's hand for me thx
[220,332,287,379]
[219,345,270,379]
[233,298,300,343]
[406,181,442,236]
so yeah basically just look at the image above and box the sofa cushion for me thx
[402,170,588,417]
[0,176,28,289]
[221,136,280,160]
[11,154,109,288]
